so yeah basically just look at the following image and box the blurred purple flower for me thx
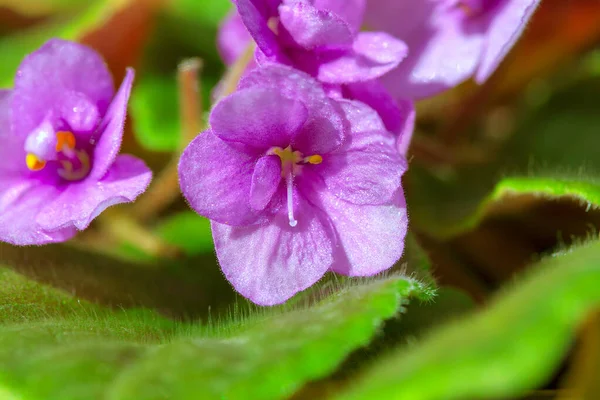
[366,0,542,99]
[218,10,253,66]
[179,65,408,305]
[0,39,152,245]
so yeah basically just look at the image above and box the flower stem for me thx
[132,58,204,221]
[97,209,181,259]
[216,41,256,101]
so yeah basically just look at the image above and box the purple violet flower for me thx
[0,39,152,245]
[231,0,407,84]
[218,0,415,145]
[365,0,542,99]
[179,65,409,306]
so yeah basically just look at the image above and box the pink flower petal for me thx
[12,39,114,139]
[279,2,353,50]
[0,178,75,245]
[210,86,308,151]
[324,189,407,276]
[476,0,541,82]
[212,194,334,306]
[179,130,276,226]
[312,0,366,33]
[319,101,407,205]
[90,68,134,179]
[240,65,346,154]
[395,98,416,155]
[250,155,282,211]
[318,32,408,84]
[36,154,151,231]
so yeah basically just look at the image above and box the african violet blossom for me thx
[179,65,408,305]
[0,39,151,245]
[218,0,413,135]
[231,0,406,84]
[365,0,542,99]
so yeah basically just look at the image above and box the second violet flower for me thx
[0,39,151,245]
[179,65,409,305]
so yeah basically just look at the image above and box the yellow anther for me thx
[55,131,76,152]
[26,153,46,171]
[305,155,323,165]
[272,146,302,164]
[267,17,279,35]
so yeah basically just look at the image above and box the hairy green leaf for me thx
[336,239,600,400]
[0,265,431,400]
[408,77,600,239]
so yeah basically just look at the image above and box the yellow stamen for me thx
[269,145,324,228]
[267,17,279,35]
[273,146,302,164]
[305,155,323,165]
[26,153,46,171]
[55,131,76,152]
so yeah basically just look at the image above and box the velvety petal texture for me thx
[279,2,353,49]
[240,65,345,154]
[179,131,273,226]
[318,101,407,205]
[318,32,408,84]
[179,66,409,305]
[234,0,282,58]
[36,155,151,232]
[311,0,365,33]
[210,86,308,151]
[230,0,408,88]
[212,198,334,306]
[90,68,135,179]
[324,190,407,277]
[0,181,76,245]
[12,39,114,138]
[0,39,151,246]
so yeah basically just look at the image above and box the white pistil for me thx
[286,169,298,227]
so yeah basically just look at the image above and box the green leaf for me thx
[0,0,125,88]
[130,72,181,151]
[336,239,600,400]
[0,242,237,319]
[422,175,600,239]
[408,76,600,239]
[157,211,213,256]
[0,263,431,399]
[163,0,232,62]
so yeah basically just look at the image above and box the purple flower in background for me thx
[218,0,413,138]
[366,0,542,99]
[231,0,407,84]
[179,65,408,305]
[218,10,254,66]
[0,39,151,245]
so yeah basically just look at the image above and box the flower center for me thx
[26,131,92,181]
[270,145,322,227]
